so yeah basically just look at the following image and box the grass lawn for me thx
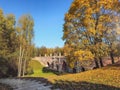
[26,60,56,77]
[26,60,120,90]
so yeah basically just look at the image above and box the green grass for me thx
[26,60,56,77]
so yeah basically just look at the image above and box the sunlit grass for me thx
[26,60,56,78]
[26,60,120,89]
[47,64,120,89]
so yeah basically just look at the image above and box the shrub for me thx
[26,67,34,75]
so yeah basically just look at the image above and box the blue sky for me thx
[0,0,73,48]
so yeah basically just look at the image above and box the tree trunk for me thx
[19,49,24,77]
[99,57,103,67]
[94,58,99,68]
[22,58,26,77]
[18,46,22,77]
[110,52,115,64]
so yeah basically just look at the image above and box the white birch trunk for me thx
[18,46,22,77]
[19,49,25,77]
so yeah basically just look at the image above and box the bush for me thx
[42,67,64,75]
[26,67,34,75]
[42,67,52,73]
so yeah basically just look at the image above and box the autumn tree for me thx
[0,9,18,76]
[104,16,120,64]
[5,14,18,73]
[0,8,35,77]
[17,14,34,77]
[63,0,120,68]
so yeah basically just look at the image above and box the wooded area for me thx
[0,9,34,77]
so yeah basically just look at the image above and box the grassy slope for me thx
[48,64,120,90]
[27,60,120,90]
[27,60,56,77]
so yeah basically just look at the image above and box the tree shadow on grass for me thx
[51,80,120,90]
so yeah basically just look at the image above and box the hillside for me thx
[48,62,120,90]
[26,60,120,90]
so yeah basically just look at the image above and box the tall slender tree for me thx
[17,14,34,77]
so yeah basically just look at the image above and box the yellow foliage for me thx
[63,0,120,64]
[88,28,96,35]
[69,61,75,68]
[74,50,94,61]
[63,44,73,56]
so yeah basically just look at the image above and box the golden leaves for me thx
[74,50,94,61]
[63,0,120,65]
[85,8,93,14]
[88,28,96,35]
[63,44,73,56]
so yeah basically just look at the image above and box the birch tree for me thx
[17,15,34,77]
